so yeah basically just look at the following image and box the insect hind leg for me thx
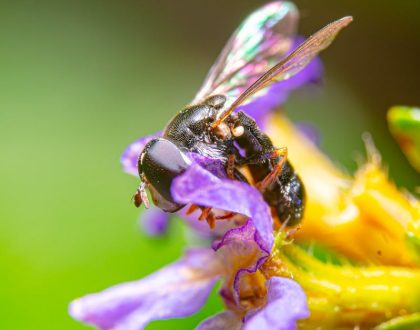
[255,147,288,192]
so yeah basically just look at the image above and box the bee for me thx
[133,2,352,226]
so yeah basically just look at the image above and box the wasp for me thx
[133,2,352,226]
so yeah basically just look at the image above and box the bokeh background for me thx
[1,0,419,329]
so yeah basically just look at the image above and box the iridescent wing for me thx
[192,1,299,105]
[211,16,353,128]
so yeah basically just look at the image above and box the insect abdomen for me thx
[266,161,305,226]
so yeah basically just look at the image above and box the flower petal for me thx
[196,311,241,330]
[69,248,222,330]
[213,220,270,305]
[171,163,273,251]
[120,132,162,176]
[188,152,230,179]
[139,207,170,236]
[243,277,309,330]
[295,122,321,147]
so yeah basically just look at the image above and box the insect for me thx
[133,2,352,226]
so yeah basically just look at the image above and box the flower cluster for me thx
[69,4,420,330]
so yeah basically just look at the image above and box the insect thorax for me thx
[163,100,229,160]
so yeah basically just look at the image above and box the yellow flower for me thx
[274,244,420,328]
[266,113,420,266]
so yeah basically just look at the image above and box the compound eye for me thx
[139,138,190,212]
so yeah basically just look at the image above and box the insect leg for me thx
[226,154,236,179]
[186,204,215,226]
[255,147,288,193]
[223,138,238,180]
[224,137,249,181]
[198,206,212,221]
[187,204,237,228]
[133,182,150,208]
[186,204,199,215]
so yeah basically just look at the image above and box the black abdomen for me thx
[234,111,305,225]
[262,161,305,226]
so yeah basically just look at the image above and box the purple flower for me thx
[69,248,221,330]
[70,161,309,329]
[198,277,309,330]
[69,221,309,330]
[139,207,170,236]
[172,162,274,251]
[295,122,321,147]
[243,277,309,330]
[120,132,162,176]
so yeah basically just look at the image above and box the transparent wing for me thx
[211,16,353,128]
[192,1,299,104]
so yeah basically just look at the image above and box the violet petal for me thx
[213,220,270,305]
[69,248,221,330]
[188,152,230,179]
[140,207,170,236]
[243,277,309,330]
[196,311,241,330]
[120,132,162,176]
[295,122,321,147]
[171,163,273,251]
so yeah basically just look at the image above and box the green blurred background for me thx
[1,0,419,329]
